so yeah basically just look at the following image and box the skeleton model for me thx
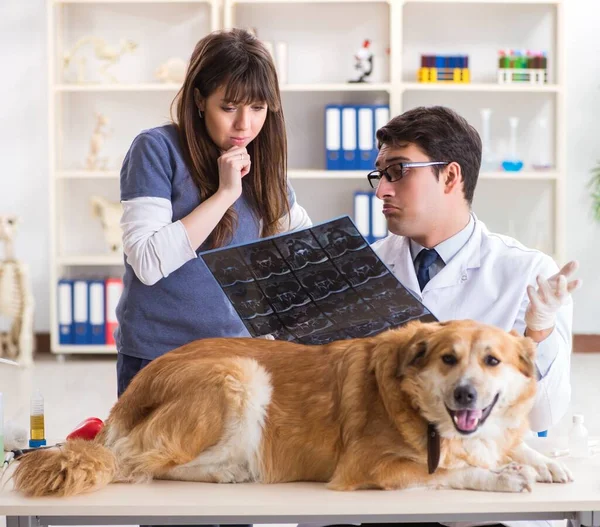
[64,36,138,83]
[154,57,187,84]
[348,39,374,83]
[90,196,123,253]
[85,112,110,171]
[0,216,34,365]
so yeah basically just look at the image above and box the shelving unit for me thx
[48,0,565,356]
[47,0,219,355]
[225,0,565,257]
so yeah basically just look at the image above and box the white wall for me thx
[564,0,600,333]
[0,1,49,332]
[1,0,599,334]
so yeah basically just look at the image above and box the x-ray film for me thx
[201,216,437,344]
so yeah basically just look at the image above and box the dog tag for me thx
[427,423,440,474]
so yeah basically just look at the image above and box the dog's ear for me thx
[397,340,428,378]
[515,333,537,378]
[396,322,440,378]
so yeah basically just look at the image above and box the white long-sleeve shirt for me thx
[120,196,312,286]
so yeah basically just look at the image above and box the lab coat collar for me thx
[390,213,483,295]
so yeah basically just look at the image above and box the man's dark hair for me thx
[376,106,482,204]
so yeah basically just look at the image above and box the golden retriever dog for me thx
[13,319,572,497]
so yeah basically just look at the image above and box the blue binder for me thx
[353,191,372,242]
[357,106,376,171]
[57,279,74,345]
[73,279,90,344]
[88,280,106,345]
[341,106,358,170]
[370,193,388,243]
[372,105,390,162]
[325,105,342,170]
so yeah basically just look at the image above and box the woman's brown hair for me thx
[172,28,289,249]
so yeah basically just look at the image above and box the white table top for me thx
[0,454,598,522]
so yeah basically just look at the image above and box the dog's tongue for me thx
[456,409,483,431]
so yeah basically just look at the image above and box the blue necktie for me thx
[417,248,438,291]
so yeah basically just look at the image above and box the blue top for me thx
[115,124,295,360]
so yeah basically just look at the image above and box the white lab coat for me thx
[371,214,573,433]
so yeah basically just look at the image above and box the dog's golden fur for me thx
[13,319,572,497]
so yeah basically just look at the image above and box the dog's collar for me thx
[427,423,440,474]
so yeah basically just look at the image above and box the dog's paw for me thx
[530,458,573,484]
[493,462,536,493]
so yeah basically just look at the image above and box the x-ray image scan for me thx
[274,231,328,271]
[202,249,254,287]
[200,216,436,344]
[241,240,290,280]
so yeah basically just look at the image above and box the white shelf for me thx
[53,345,117,354]
[289,170,560,180]
[289,170,368,179]
[402,82,561,93]
[404,0,559,3]
[54,0,210,4]
[49,0,565,355]
[58,254,124,266]
[56,170,120,179]
[281,83,391,92]
[230,0,389,3]
[55,83,181,92]
[230,0,559,3]
[55,83,390,93]
[479,171,559,180]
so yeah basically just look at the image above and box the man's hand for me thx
[524,260,582,333]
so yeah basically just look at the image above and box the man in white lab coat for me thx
[369,106,580,434]
[363,106,580,527]
[297,108,582,527]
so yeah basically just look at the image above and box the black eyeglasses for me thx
[367,161,449,189]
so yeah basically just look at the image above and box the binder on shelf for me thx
[373,105,390,162]
[341,106,358,170]
[325,105,342,170]
[73,280,90,345]
[357,106,375,171]
[371,193,388,243]
[353,191,371,241]
[88,280,106,345]
[57,279,74,345]
[105,278,123,346]
[353,191,388,244]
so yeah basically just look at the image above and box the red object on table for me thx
[66,417,104,441]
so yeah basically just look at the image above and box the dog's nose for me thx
[454,385,477,407]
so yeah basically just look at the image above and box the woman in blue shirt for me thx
[116,28,311,397]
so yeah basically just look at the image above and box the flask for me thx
[29,390,47,448]
[568,414,589,458]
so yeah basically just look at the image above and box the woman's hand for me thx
[217,146,251,201]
